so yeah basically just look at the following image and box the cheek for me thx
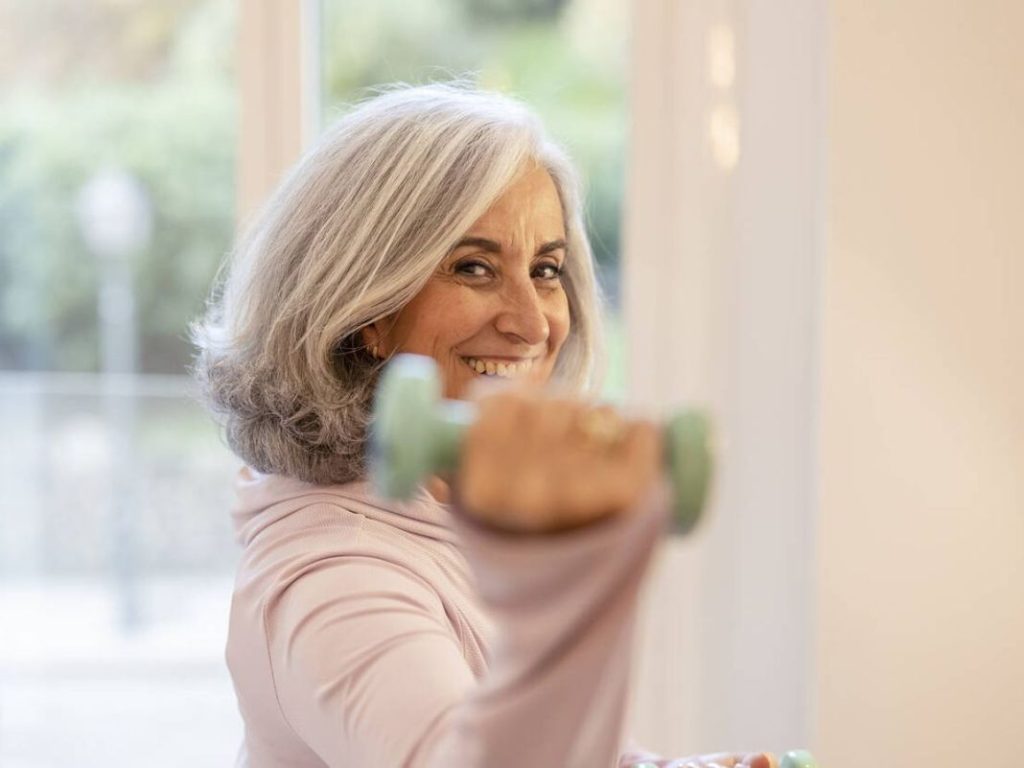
[398,292,490,354]
[437,296,491,344]
[548,292,572,346]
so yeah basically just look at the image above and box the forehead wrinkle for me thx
[461,169,565,260]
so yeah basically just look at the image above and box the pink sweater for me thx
[226,466,673,767]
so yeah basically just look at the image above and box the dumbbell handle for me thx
[428,398,476,474]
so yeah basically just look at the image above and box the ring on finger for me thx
[575,406,628,450]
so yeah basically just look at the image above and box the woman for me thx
[192,83,773,768]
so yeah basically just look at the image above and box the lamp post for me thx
[76,168,152,632]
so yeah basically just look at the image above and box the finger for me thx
[601,418,661,510]
[471,391,525,455]
[581,403,618,450]
[557,401,625,525]
[460,392,527,515]
[625,418,662,476]
[540,395,580,444]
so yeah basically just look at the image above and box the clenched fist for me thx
[450,380,663,535]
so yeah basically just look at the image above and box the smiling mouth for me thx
[460,356,536,378]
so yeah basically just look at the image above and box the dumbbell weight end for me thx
[664,409,712,535]
[780,750,819,768]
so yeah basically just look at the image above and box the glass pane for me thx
[320,0,629,399]
[0,2,241,765]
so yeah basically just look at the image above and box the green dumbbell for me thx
[780,751,819,768]
[370,353,713,534]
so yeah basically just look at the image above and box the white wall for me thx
[625,1,1023,764]
[818,1,1024,764]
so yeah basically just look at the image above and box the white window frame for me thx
[237,0,320,226]
[623,0,825,756]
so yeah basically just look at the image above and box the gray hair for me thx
[191,83,607,485]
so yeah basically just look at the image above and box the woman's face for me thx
[371,164,571,400]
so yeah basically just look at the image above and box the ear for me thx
[359,322,383,347]
[359,319,396,360]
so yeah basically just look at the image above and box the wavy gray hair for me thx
[191,83,608,485]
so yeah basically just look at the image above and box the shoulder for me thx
[269,554,449,630]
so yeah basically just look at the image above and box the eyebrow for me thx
[451,237,568,257]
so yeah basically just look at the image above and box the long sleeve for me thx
[264,478,671,767]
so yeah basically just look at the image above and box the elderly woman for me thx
[192,84,773,768]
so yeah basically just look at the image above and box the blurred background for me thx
[0,1,627,765]
[0,1,1021,766]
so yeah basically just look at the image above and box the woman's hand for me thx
[452,381,663,534]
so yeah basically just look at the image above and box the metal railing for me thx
[0,371,240,629]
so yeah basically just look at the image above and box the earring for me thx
[370,343,381,359]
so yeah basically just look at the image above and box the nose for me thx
[493,275,550,346]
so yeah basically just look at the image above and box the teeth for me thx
[462,357,534,378]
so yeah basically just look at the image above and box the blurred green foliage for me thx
[0,0,235,372]
[322,0,627,286]
[0,0,626,375]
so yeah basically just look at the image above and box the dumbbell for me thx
[780,751,819,768]
[369,353,713,534]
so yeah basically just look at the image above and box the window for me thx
[0,2,631,764]
[0,2,241,765]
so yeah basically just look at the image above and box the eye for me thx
[534,262,564,281]
[455,260,493,278]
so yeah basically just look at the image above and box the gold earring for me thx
[370,343,379,358]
